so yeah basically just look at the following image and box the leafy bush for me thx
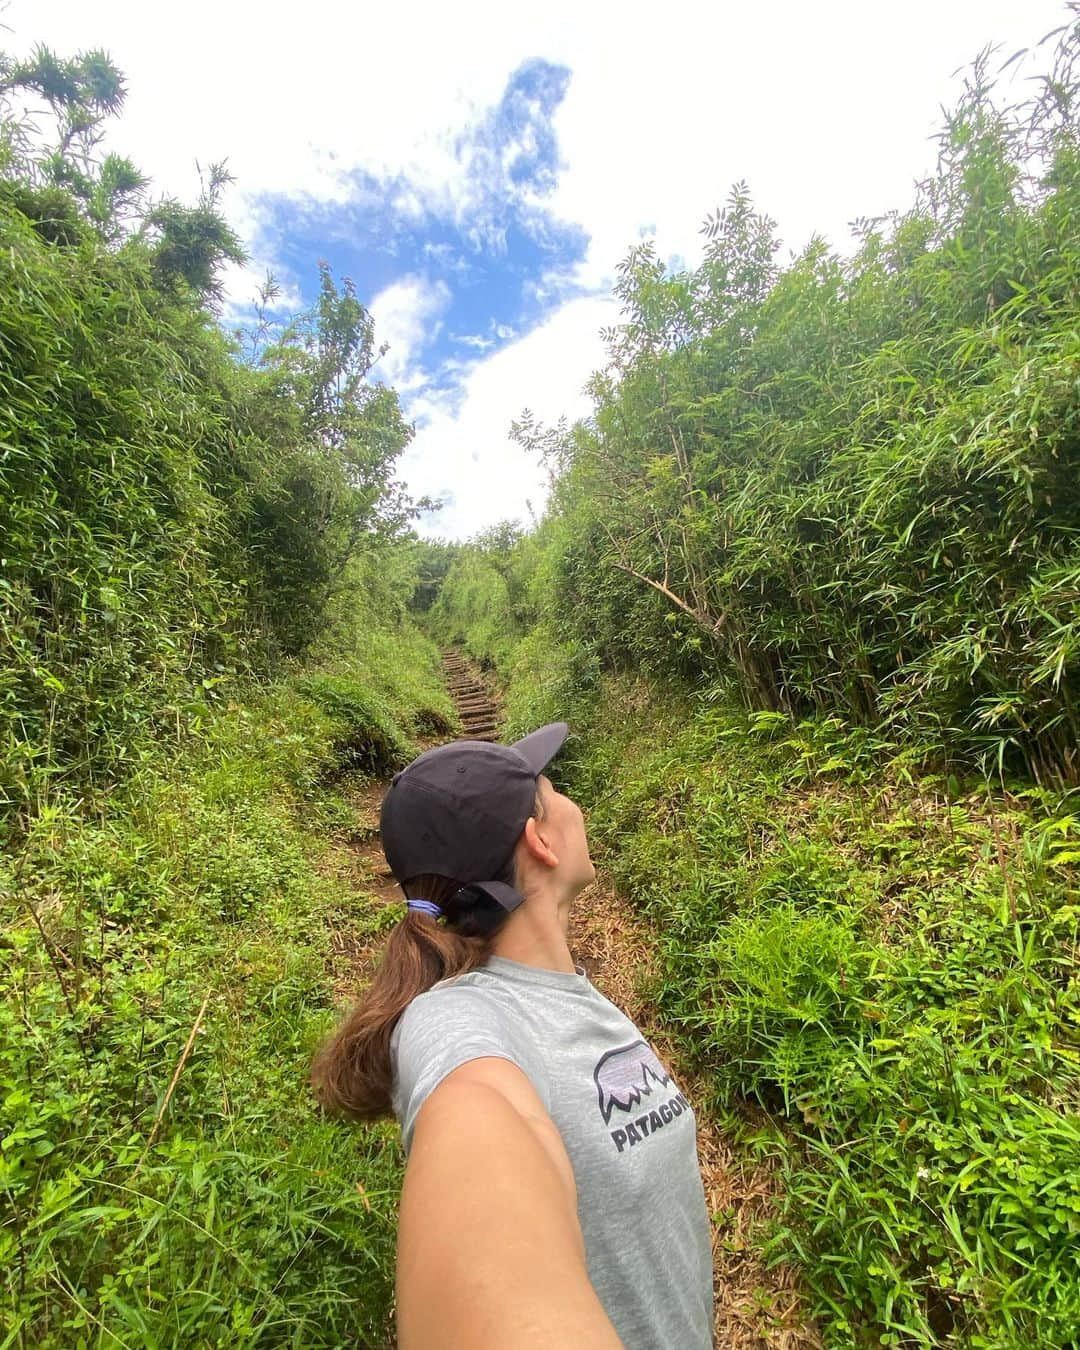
[510,25,1080,785]
[512,662,1080,1346]
[294,674,416,778]
[426,522,535,672]
[0,49,452,1336]
[0,46,416,832]
[1,621,450,1345]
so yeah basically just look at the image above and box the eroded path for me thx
[330,648,818,1348]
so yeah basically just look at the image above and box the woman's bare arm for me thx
[396,1058,624,1348]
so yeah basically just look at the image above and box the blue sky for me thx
[13,0,1076,538]
[252,58,590,419]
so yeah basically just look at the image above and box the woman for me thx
[311,722,714,1349]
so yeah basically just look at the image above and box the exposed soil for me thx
[334,648,819,1348]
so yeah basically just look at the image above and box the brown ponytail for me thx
[310,787,545,1121]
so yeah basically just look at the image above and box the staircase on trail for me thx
[440,649,502,742]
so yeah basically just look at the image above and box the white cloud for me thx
[541,1,1073,289]
[369,275,452,390]
[255,8,1068,298]
[398,294,616,540]
[455,333,496,352]
[20,2,1067,282]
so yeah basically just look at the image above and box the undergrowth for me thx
[500,637,1080,1348]
[1,621,455,1347]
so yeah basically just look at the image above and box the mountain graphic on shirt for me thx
[593,1040,673,1124]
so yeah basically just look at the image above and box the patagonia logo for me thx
[593,1041,690,1152]
[593,1040,673,1124]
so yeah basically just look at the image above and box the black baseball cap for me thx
[380,723,569,915]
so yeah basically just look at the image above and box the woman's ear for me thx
[522,814,559,869]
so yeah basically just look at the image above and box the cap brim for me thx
[511,722,569,775]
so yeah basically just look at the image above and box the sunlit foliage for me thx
[1,41,446,1346]
[510,22,1080,787]
[0,46,419,829]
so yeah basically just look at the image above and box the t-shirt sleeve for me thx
[391,983,550,1156]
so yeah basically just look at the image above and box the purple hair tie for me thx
[406,898,443,918]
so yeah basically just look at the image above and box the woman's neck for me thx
[488,893,576,974]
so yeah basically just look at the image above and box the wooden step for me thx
[442,647,502,745]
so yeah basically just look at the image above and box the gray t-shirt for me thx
[390,953,714,1349]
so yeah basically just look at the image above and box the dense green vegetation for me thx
[7,18,1080,1350]
[0,44,450,1345]
[429,24,1080,1349]
[502,36,1080,790]
[3,613,455,1345]
[0,45,422,827]
[488,661,1080,1347]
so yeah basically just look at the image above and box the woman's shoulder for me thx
[394,970,507,1038]
[420,965,501,1001]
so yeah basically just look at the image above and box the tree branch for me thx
[601,523,726,637]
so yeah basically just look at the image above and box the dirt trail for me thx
[333,648,819,1348]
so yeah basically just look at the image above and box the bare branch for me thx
[601,522,726,637]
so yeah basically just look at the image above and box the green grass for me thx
[1,619,453,1347]
[502,648,1080,1348]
